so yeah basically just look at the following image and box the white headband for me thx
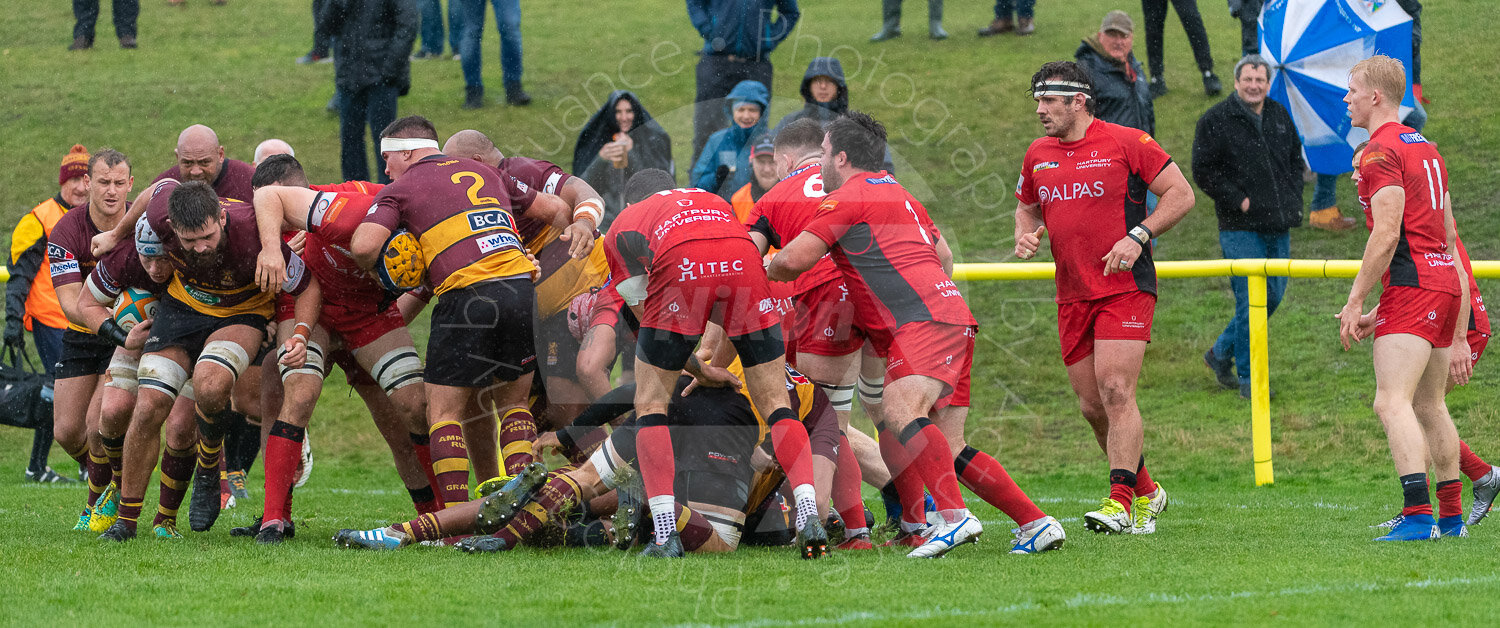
[379,137,440,152]
[1033,80,1093,100]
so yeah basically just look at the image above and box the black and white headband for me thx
[1032,80,1093,100]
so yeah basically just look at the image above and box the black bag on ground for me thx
[0,344,50,430]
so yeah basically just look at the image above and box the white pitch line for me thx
[695,574,1500,628]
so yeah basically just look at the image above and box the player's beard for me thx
[822,165,845,192]
[184,236,227,268]
[1042,110,1075,138]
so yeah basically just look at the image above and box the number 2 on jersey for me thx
[451,171,500,207]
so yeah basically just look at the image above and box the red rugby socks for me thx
[955,445,1045,526]
[262,420,305,523]
[1459,440,1491,482]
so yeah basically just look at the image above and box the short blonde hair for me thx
[1350,55,1406,105]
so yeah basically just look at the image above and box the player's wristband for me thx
[290,333,308,345]
[571,199,603,228]
[293,322,313,337]
[1130,225,1153,243]
[98,319,129,348]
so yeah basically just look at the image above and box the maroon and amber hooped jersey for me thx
[498,156,573,252]
[146,179,310,318]
[802,171,974,334]
[1015,118,1173,304]
[745,164,842,293]
[48,202,129,332]
[365,155,538,295]
[1356,122,1460,296]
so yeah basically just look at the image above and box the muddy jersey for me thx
[48,202,129,332]
[1356,122,1460,296]
[498,156,573,252]
[365,155,538,295]
[604,187,752,279]
[304,189,386,308]
[83,241,170,305]
[744,164,840,293]
[154,158,255,203]
[803,172,974,332]
[145,179,310,318]
[1015,118,1173,304]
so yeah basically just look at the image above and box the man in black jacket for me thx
[316,0,418,184]
[1192,55,1303,398]
[1074,11,1154,136]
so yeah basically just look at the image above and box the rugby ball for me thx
[377,230,426,292]
[113,288,158,330]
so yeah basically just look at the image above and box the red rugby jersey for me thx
[802,171,973,331]
[1356,122,1460,296]
[744,164,842,293]
[1015,118,1172,304]
[604,187,751,280]
[304,189,386,307]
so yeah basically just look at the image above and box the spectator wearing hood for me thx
[691,80,768,200]
[730,136,779,224]
[688,0,800,163]
[773,58,895,172]
[575,91,675,229]
[1074,11,1155,136]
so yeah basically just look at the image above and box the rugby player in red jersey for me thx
[47,149,135,532]
[443,129,607,475]
[349,116,578,508]
[1347,145,1500,529]
[603,170,827,559]
[95,178,318,541]
[1013,62,1195,536]
[251,156,447,530]
[76,216,201,539]
[1334,56,1468,540]
[746,118,912,548]
[771,112,1063,558]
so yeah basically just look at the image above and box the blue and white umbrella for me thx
[1260,0,1416,175]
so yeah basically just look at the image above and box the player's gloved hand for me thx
[3,319,25,356]
[1450,338,1473,387]
[91,229,121,258]
[560,220,596,260]
[1014,225,1046,259]
[256,247,288,294]
[124,319,152,351]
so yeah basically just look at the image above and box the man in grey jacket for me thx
[1192,55,1304,398]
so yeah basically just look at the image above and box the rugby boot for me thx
[1084,498,1132,534]
[72,508,92,532]
[1131,483,1170,535]
[454,534,510,553]
[88,483,120,533]
[1438,516,1468,538]
[1374,514,1439,541]
[98,521,135,542]
[333,527,405,550]
[153,520,184,540]
[1468,466,1500,526]
[908,514,982,558]
[799,518,829,559]
[255,519,289,544]
[227,470,250,500]
[881,528,927,548]
[564,520,610,548]
[1372,513,1404,529]
[188,463,223,532]
[230,515,296,539]
[835,533,875,550]
[611,498,647,550]
[1010,516,1065,554]
[474,462,548,534]
[640,531,684,558]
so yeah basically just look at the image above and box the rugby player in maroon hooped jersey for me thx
[93,179,320,542]
[348,116,582,509]
[1012,61,1195,536]
[603,169,828,559]
[1346,144,1500,530]
[251,156,448,527]
[443,129,609,475]
[75,216,201,540]
[770,111,1063,558]
[1333,55,1469,541]
[46,149,135,533]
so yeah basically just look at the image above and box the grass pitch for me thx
[3,0,1499,625]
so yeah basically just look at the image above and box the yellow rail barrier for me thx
[953,259,1500,487]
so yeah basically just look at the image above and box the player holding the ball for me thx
[1014,61,1195,536]
[75,216,200,539]
[349,116,576,507]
